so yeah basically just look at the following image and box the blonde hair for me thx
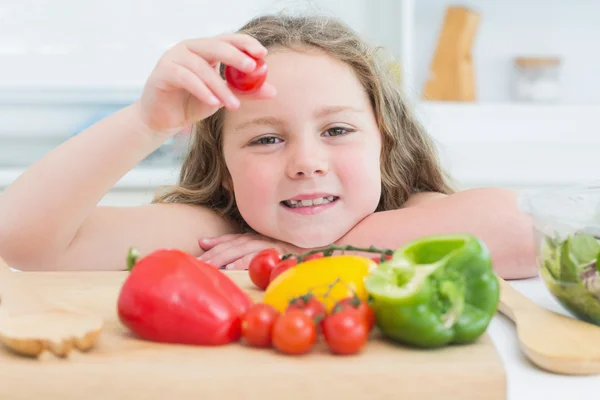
[154,13,455,230]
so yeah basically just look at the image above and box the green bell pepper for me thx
[364,233,499,348]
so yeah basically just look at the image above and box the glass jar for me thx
[513,57,562,103]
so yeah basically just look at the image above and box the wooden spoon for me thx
[0,256,103,358]
[497,276,600,375]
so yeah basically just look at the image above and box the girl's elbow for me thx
[496,227,538,280]
[475,187,538,279]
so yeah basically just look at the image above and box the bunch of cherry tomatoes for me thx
[239,248,379,356]
[247,248,391,292]
[240,293,375,356]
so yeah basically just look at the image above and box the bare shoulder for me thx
[61,202,241,271]
[402,187,517,209]
[401,191,449,208]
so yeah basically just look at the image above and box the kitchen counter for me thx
[492,277,600,398]
[1,269,598,398]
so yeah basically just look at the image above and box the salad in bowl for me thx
[520,182,600,325]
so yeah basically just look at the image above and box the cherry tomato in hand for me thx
[272,310,317,355]
[287,294,326,329]
[224,53,268,93]
[269,258,297,283]
[335,296,376,332]
[241,303,280,347]
[248,249,281,290]
[323,308,369,355]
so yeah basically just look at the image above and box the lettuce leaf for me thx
[539,232,600,324]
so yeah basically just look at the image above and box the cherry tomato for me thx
[241,303,280,347]
[248,249,281,290]
[272,310,317,355]
[224,53,268,93]
[287,294,326,329]
[323,308,369,355]
[270,258,297,283]
[371,254,393,264]
[335,296,376,332]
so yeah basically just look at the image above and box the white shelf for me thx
[415,101,600,143]
[404,0,600,104]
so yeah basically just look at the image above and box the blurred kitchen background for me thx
[0,0,598,206]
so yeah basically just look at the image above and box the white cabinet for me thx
[391,0,599,190]
[397,0,599,104]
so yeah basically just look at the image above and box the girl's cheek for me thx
[337,148,381,191]
[340,147,378,174]
[238,159,277,192]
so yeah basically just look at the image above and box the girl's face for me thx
[222,49,382,248]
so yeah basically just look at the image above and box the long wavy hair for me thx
[154,13,455,231]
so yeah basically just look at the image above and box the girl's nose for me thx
[286,142,329,179]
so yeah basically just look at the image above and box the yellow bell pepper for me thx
[262,255,377,313]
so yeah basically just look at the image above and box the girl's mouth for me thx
[281,196,339,209]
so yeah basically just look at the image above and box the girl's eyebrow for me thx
[234,116,284,132]
[234,106,364,132]
[314,105,364,118]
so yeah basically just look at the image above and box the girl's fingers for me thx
[170,65,221,107]
[216,33,268,60]
[173,51,239,109]
[204,239,260,267]
[184,38,258,72]
[198,234,260,263]
[173,35,274,106]
[203,239,273,269]
[198,234,241,250]
[225,252,257,271]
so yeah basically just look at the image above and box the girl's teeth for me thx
[284,197,337,208]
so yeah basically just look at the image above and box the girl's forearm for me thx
[0,102,168,265]
[335,188,537,279]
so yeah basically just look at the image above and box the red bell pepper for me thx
[117,248,252,346]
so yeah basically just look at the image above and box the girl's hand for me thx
[136,34,277,134]
[197,233,304,271]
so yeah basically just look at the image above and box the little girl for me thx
[0,14,535,279]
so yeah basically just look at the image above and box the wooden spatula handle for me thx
[497,276,537,322]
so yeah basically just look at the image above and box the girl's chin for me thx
[282,230,345,250]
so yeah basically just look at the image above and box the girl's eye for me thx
[250,136,282,146]
[323,127,353,137]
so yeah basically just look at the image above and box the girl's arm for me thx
[0,35,272,271]
[0,104,238,271]
[335,187,537,279]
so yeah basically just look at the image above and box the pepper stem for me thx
[126,247,140,272]
[283,244,393,262]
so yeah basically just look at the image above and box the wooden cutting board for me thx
[0,271,506,400]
